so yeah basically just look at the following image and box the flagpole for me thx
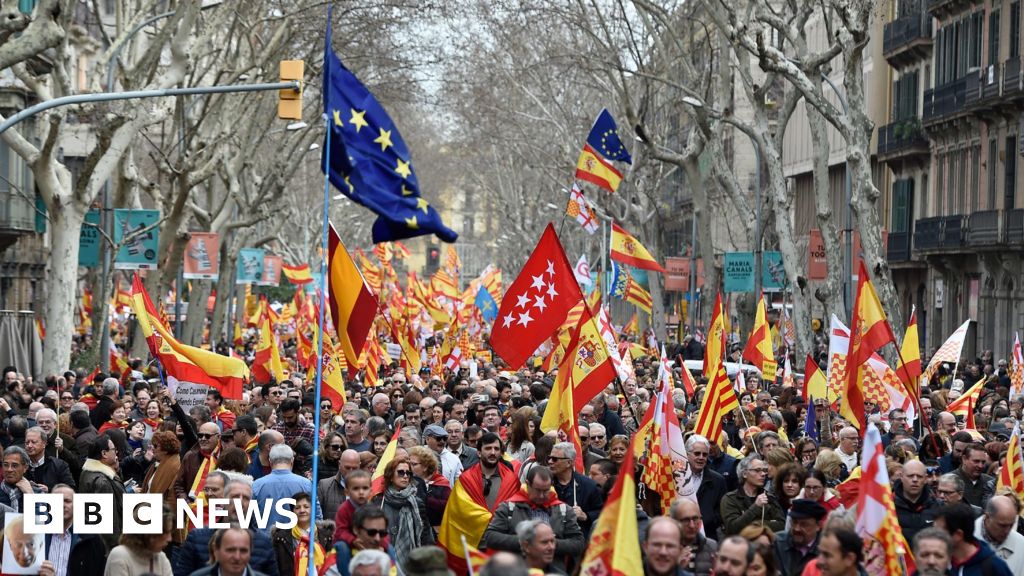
[308,17,333,575]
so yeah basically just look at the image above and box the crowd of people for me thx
[1,333,1023,576]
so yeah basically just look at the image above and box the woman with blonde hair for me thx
[738,523,776,547]
[408,445,450,528]
[814,449,845,485]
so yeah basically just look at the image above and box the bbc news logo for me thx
[23,495,299,534]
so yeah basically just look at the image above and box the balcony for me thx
[981,64,1002,101]
[966,210,1000,245]
[928,0,974,19]
[1007,209,1024,244]
[0,190,36,255]
[923,78,968,126]
[887,231,912,262]
[883,14,932,67]
[877,119,929,165]
[1003,58,1022,98]
[913,214,965,252]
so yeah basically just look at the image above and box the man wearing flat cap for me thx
[773,498,827,576]
[423,424,463,485]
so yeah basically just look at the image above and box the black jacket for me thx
[597,409,626,438]
[90,396,114,430]
[773,530,820,576]
[25,456,76,490]
[44,531,108,574]
[695,468,728,540]
[553,471,604,536]
[893,480,941,544]
[708,453,739,492]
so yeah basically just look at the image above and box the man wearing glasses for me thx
[174,422,222,503]
[835,427,860,472]
[671,498,719,576]
[720,454,785,536]
[444,420,478,469]
[333,503,399,572]
[261,384,284,411]
[684,434,727,540]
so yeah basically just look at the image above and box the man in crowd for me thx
[252,444,315,529]
[24,427,75,491]
[974,494,1024,573]
[175,421,221,503]
[247,429,284,480]
[0,446,37,511]
[935,473,982,515]
[913,527,953,576]
[77,435,125,550]
[714,536,754,576]
[684,434,727,540]
[670,498,718,576]
[816,527,865,576]
[589,394,625,438]
[34,409,78,476]
[39,483,107,576]
[773,499,826,576]
[318,448,360,521]
[894,459,941,543]
[206,390,236,432]
[231,414,260,458]
[344,409,371,452]
[934,503,1012,576]
[940,431,975,474]
[445,419,478,469]
[88,379,118,430]
[69,411,98,464]
[516,520,562,575]
[720,455,785,536]
[548,442,603,536]
[423,424,462,485]
[834,427,859,472]
[953,444,995,508]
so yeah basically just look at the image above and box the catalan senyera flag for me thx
[997,422,1024,516]
[623,313,638,337]
[282,263,314,285]
[742,294,778,381]
[842,262,897,432]
[692,361,739,444]
[856,424,916,576]
[328,223,378,377]
[624,276,652,314]
[252,311,286,384]
[370,424,402,497]
[432,269,460,300]
[804,355,828,403]
[129,275,247,399]
[580,432,643,576]
[610,222,665,272]
[947,379,984,430]
[897,306,922,409]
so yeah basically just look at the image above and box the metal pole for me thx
[689,209,697,333]
[820,73,852,320]
[99,185,112,372]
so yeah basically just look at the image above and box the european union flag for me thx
[475,286,498,323]
[586,109,632,164]
[321,16,457,244]
[804,399,819,441]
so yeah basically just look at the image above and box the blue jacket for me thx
[173,527,278,576]
[553,471,604,536]
[952,541,1013,576]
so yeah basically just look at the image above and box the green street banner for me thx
[113,209,159,270]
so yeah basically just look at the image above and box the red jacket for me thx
[333,499,391,547]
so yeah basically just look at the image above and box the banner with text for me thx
[113,209,160,270]
[808,230,827,280]
[79,209,101,267]
[723,252,755,293]
[258,254,283,286]
[183,233,220,280]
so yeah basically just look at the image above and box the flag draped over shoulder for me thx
[321,15,456,243]
[327,223,378,376]
[438,462,520,575]
[129,275,247,399]
[842,263,897,432]
[580,432,643,576]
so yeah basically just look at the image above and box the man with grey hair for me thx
[479,552,529,576]
[89,377,119,430]
[0,446,36,511]
[247,429,284,481]
[549,441,603,536]
[835,426,860,471]
[34,408,79,476]
[516,519,562,574]
[589,393,626,438]
[913,527,953,576]
[349,549,392,576]
[720,454,785,536]
[252,443,317,530]
[685,433,727,539]
[935,473,982,516]
[24,426,74,491]
[588,423,607,452]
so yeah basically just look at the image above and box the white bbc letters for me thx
[73,493,113,534]
[23,494,62,534]
[123,494,163,534]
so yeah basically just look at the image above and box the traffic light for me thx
[427,247,440,273]
[278,60,304,120]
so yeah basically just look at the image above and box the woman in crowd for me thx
[142,400,163,440]
[813,449,846,486]
[408,445,450,529]
[506,407,537,463]
[800,469,844,517]
[215,447,250,474]
[120,422,152,487]
[371,457,433,567]
[99,401,129,434]
[793,437,818,469]
[317,431,346,483]
[606,435,629,468]
[772,462,808,515]
[102,506,174,575]
[739,523,776,547]
[142,431,184,551]
[359,451,378,475]
[749,541,777,576]
[271,492,339,576]
[370,430,390,459]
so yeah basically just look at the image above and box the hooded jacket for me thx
[951,540,1014,576]
[482,484,586,567]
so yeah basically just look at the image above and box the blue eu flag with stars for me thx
[321,16,457,244]
[585,109,632,164]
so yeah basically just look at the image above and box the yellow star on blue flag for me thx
[475,286,499,323]
[321,14,457,244]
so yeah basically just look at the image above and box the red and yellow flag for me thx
[897,306,922,408]
[803,355,828,403]
[742,294,778,381]
[997,423,1024,516]
[580,432,643,576]
[610,222,665,272]
[693,362,739,444]
[129,275,248,399]
[857,424,916,575]
[252,310,285,384]
[282,263,314,285]
[947,379,984,430]
[370,425,402,497]
[842,262,897,432]
[703,293,727,380]
[328,224,378,377]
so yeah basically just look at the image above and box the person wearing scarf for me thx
[98,401,129,435]
[174,422,221,511]
[370,458,434,569]
[407,446,450,529]
[272,492,339,576]
[120,420,154,487]
[141,399,164,440]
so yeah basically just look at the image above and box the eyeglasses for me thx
[197,433,217,440]
[677,516,701,524]
[748,467,769,474]
[329,444,344,450]
[321,404,332,410]
[395,470,412,478]
[359,528,388,537]
[592,435,605,440]
[60,396,73,401]
[804,484,824,492]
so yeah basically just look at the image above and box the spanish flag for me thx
[439,461,521,575]
[576,145,623,192]
[130,275,248,399]
[312,321,347,410]
[252,311,285,384]
[610,222,665,272]
[896,306,922,408]
[842,262,897,432]
[580,432,643,576]
[328,223,378,377]
[741,294,778,381]
[282,263,314,285]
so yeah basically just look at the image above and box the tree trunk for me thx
[683,156,719,328]
[807,87,846,325]
[43,200,87,374]
[210,238,240,344]
[182,279,211,347]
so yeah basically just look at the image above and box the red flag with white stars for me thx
[489,224,584,369]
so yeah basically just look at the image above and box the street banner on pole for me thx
[258,254,283,286]
[113,209,160,270]
[236,248,265,284]
[808,229,827,280]
[79,209,101,267]
[183,233,220,280]
[723,252,755,293]
[762,251,785,290]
